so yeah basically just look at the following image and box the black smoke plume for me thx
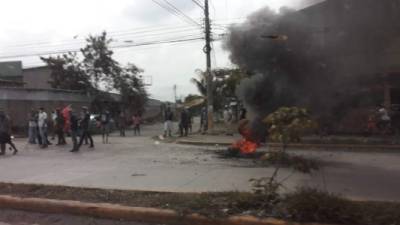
[224,0,400,130]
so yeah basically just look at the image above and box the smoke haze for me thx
[224,0,400,125]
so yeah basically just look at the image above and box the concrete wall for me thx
[0,88,90,133]
[23,67,52,89]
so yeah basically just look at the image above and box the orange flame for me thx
[232,139,258,154]
[233,121,258,154]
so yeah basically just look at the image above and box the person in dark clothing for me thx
[188,110,193,134]
[100,110,111,144]
[200,107,207,134]
[391,108,400,142]
[239,107,247,120]
[163,106,174,137]
[71,106,93,152]
[179,108,189,137]
[0,110,18,155]
[55,108,66,145]
[69,109,79,151]
[118,111,126,137]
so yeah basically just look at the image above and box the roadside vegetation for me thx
[0,182,398,225]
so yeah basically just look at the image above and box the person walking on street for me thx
[100,110,111,144]
[55,108,66,145]
[378,105,391,135]
[164,106,173,137]
[50,110,57,140]
[69,108,79,152]
[28,109,38,144]
[200,106,207,134]
[179,107,189,137]
[38,107,49,148]
[118,111,126,137]
[0,110,18,155]
[188,109,193,134]
[223,107,233,135]
[132,113,141,136]
[71,106,93,152]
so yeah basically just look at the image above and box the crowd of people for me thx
[163,104,193,137]
[25,106,142,154]
[27,106,95,152]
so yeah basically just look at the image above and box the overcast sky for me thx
[0,0,323,101]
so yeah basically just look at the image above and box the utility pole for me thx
[173,84,178,112]
[204,0,213,131]
[173,84,177,103]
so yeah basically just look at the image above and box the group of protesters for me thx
[163,104,192,137]
[27,106,143,152]
[28,106,93,152]
[0,105,144,156]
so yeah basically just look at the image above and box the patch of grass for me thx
[0,183,399,225]
[261,151,319,173]
[283,188,400,225]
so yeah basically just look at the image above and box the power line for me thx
[0,19,233,50]
[0,37,205,60]
[191,0,204,10]
[151,0,201,28]
[1,32,204,55]
[22,38,209,68]
[2,27,202,50]
[162,0,202,27]
[2,24,193,48]
[209,0,216,18]
[0,28,204,57]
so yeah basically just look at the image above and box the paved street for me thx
[0,123,399,201]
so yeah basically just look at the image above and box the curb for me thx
[177,140,400,151]
[268,143,400,151]
[0,195,322,225]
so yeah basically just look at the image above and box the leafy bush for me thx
[263,107,317,143]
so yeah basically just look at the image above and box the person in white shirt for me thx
[378,105,391,134]
[38,107,49,148]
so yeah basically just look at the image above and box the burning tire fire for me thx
[231,119,259,154]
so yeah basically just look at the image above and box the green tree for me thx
[42,32,148,113]
[118,63,148,114]
[81,31,121,90]
[40,53,91,91]
[190,68,247,112]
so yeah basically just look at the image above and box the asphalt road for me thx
[0,123,399,201]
